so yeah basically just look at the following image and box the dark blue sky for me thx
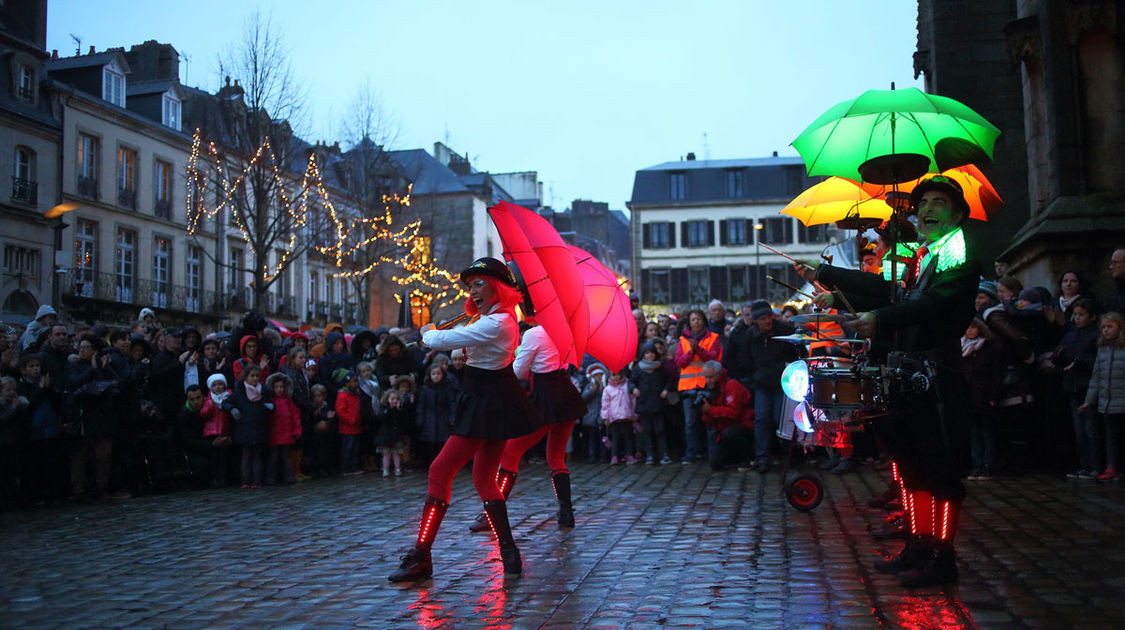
[47,0,922,210]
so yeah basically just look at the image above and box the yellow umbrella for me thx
[781,177,891,227]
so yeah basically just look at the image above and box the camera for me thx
[687,390,711,409]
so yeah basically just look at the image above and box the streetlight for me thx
[45,202,82,308]
[754,222,764,298]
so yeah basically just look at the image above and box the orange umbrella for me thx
[854,164,1002,221]
[781,177,890,227]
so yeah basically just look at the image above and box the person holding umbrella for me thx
[797,175,979,587]
[388,257,542,583]
[466,315,587,533]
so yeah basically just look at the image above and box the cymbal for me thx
[773,333,816,344]
[790,313,851,325]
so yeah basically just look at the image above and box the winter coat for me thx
[723,320,756,386]
[962,339,1005,413]
[416,380,455,443]
[350,329,380,364]
[317,332,354,401]
[200,397,232,437]
[580,377,604,427]
[223,381,274,446]
[147,349,185,420]
[175,405,215,456]
[268,396,302,446]
[746,319,799,392]
[629,361,672,414]
[232,335,271,382]
[64,357,119,438]
[1085,345,1125,415]
[375,404,414,448]
[600,380,635,424]
[701,373,753,433]
[335,388,362,436]
[18,378,54,441]
[1053,323,1099,394]
[0,399,29,446]
[375,352,419,390]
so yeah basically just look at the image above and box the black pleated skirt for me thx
[451,364,543,440]
[530,369,587,424]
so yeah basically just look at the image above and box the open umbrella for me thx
[781,177,890,227]
[792,87,1001,184]
[488,201,589,367]
[855,164,1003,222]
[568,245,637,373]
[267,319,292,338]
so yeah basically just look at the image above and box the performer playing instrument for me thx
[468,317,587,532]
[388,257,543,583]
[797,175,979,587]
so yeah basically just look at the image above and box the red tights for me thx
[500,420,576,473]
[426,436,507,502]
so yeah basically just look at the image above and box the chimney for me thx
[772,151,778,157]
[686,152,696,161]
[88,45,96,55]
[233,79,239,87]
[51,50,58,58]
[225,76,230,87]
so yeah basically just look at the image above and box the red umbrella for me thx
[267,319,292,338]
[488,201,589,367]
[568,245,637,373]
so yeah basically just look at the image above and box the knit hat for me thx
[332,368,355,386]
[977,280,999,301]
[1018,287,1042,304]
[206,373,227,389]
[139,307,156,321]
[585,362,607,380]
[749,300,774,320]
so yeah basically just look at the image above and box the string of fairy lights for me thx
[185,128,466,321]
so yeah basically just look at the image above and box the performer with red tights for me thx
[388,258,542,583]
[800,176,978,587]
[468,317,587,532]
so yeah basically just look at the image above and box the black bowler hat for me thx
[910,175,971,221]
[460,257,517,287]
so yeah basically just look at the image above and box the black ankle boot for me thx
[874,535,931,574]
[552,470,575,528]
[899,540,958,587]
[388,495,448,582]
[470,468,517,532]
[482,499,521,577]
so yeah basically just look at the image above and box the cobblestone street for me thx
[3,461,1124,629]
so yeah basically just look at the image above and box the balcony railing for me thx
[118,187,136,210]
[77,175,98,200]
[154,199,172,220]
[17,85,34,102]
[60,269,214,315]
[11,177,37,204]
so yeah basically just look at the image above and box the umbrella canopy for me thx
[267,319,292,338]
[792,87,1001,184]
[568,245,637,373]
[781,177,890,227]
[855,164,1003,222]
[488,201,589,367]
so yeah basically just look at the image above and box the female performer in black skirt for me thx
[468,317,587,531]
[388,258,542,582]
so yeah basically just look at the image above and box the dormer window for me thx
[162,94,181,131]
[17,65,35,102]
[103,66,125,107]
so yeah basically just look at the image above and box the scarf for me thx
[637,358,661,373]
[961,336,985,357]
[210,390,230,406]
[245,382,262,401]
[1059,294,1080,313]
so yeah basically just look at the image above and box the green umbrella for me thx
[791,87,1001,184]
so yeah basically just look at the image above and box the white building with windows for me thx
[628,154,835,311]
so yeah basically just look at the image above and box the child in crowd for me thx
[223,365,274,488]
[355,361,381,473]
[0,376,29,510]
[961,318,1005,480]
[415,364,454,467]
[334,369,362,475]
[376,389,413,476]
[580,363,607,462]
[1052,299,1101,480]
[200,374,233,487]
[265,373,302,485]
[391,374,417,407]
[601,367,637,465]
[631,342,674,464]
[19,353,57,503]
[1080,312,1125,482]
[309,384,337,477]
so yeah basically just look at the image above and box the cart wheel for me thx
[784,472,824,512]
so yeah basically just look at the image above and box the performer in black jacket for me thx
[388,258,542,583]
[799,175,979,587]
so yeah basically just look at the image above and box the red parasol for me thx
[488,201,589,367]
[267,319,292,338]
[568,245,637,373]
[852,164,1003,222]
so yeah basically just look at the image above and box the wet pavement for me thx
[2,461,1123,629]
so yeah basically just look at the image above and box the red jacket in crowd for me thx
[702,372,754,433]
[269,395,303,446]
[335,388,362,435]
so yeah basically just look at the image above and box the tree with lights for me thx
[391,234,467,327]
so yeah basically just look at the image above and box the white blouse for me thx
[512,325,564,380]
[421,306,518,370]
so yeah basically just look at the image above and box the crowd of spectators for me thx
[1,248,1123,512]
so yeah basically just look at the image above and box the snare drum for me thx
[807,358,875,412]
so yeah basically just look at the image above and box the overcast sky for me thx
[47,0,922,211]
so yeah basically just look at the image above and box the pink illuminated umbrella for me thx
[568,245,637,373]
[488,201,589,367]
